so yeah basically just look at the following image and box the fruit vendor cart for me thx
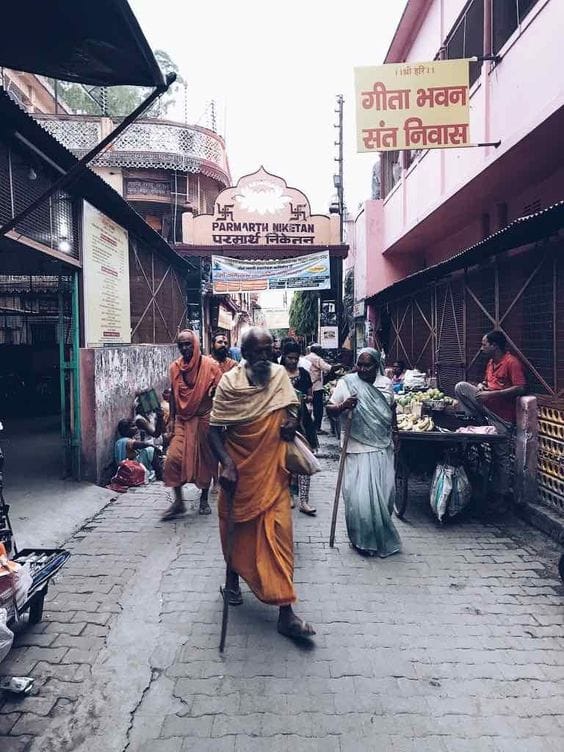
[393,427,508,519]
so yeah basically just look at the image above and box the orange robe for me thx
[218,409,296,606]
[216,357,237,375]
[164,350,221,489]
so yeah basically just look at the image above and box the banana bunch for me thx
[397,415,435,432]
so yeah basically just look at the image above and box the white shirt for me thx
[298,356,311,372]
[329,375,393,453]
[305,353,332,391]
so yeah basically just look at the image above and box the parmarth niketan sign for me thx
[185,167,336,247]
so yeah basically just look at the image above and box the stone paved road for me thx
[1,434,563,751]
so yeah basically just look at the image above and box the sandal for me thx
[299,502,317,516]
[161,503,186,521]
[219,585,243,606]
[199,501,212,515]
[277,618,316,640]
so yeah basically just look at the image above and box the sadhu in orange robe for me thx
[210,364,300,606]
[164,338,221,489]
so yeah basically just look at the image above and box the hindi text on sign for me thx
[355,59,471,153]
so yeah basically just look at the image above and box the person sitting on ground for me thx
[455,330,526,514]
[133,395,165,447]
[210,332,238,374]
[305,344,342,434]
[115,419,163,481]
[161,330,222,520]
[281,340,318,516]
[161,388,171,425]
[209,327,315,640]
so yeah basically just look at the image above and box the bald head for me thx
[241,328,273,386]
[241,327,273,362]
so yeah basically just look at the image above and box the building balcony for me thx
[33,114,230,186]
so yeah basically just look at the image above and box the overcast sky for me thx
[130,0,407,215]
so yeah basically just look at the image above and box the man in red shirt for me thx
[455,330,526,510]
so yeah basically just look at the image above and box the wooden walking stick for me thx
[219,484,235,653]
[329,412,353,548]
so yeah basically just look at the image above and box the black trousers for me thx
[313,389,324,431]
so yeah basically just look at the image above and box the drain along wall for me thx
[80,344,177,483]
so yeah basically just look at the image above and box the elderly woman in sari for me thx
[326,348,401,557]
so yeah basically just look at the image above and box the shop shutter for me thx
[436,278,465,395]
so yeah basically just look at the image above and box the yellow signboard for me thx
[355,59,470,152]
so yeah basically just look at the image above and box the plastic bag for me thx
[13,563,33,611]
[0,608,14,663]
[449,466,472,518]
[430,463,454,521]
[286,433,321,476]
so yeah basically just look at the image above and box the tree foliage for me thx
[288,291,319,339]
[56,49,184,118]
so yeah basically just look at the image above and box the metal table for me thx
[394,430,508,519]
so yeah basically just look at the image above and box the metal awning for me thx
[370,200,564,303]
[1,0,165,87]
[0,91,190,272]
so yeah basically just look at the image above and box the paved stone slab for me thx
[0,433,563,751]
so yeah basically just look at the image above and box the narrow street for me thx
[1,435,563,752]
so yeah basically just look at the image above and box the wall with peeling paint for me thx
[80,344,177,483]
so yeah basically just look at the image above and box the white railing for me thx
[34,115,230,184]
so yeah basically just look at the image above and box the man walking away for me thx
[162,330,222,520]
[306,344,339,434]
[455,330,526,513]
[210,332,238,374]
[209,327,315,640]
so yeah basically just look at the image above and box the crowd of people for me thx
[109,325,526,641]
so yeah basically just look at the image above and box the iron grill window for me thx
[381,151,401,199]
[493,0,540,53]
[445,0,484,86]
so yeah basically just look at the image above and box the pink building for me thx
[350,0,564,524]
[352,0,564,386]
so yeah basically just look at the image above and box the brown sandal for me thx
[277,618,316,640]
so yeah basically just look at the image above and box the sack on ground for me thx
[430,463,454,521]
[430,463,472,521]
[286,433,321,476]
[448,465,472,518]
[108,460,148,493]
[0,608,14,663]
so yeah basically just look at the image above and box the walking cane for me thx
[329,411,353,548]
[219,484,235,653]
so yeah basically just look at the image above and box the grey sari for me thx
[341,373,401,557]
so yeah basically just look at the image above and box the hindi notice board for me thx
[82,201,131,347]
[355,59,470,152]
[211,250,331,293]
[320,326,339,349]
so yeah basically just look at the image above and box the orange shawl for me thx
[170,338,221,420]
[216,357,237,375]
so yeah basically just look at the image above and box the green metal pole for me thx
[58,279,68,477]
[71,272,81,480]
